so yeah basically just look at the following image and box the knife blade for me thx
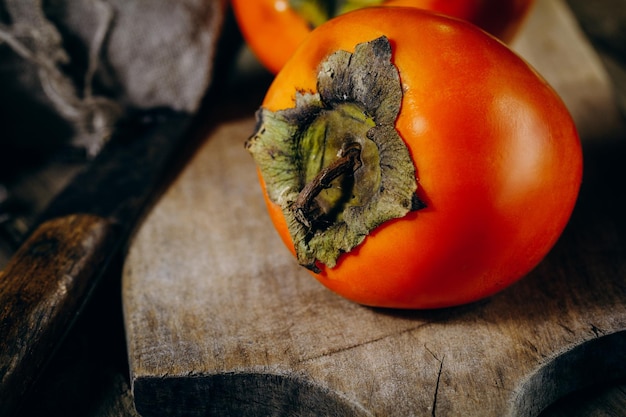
[0,108,192,416]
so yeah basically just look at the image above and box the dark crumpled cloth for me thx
[0,0,225,156]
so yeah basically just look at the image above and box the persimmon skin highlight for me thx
[255,8,582,309]
[231,0,534,74]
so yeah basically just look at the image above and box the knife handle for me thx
[0,214,118,416]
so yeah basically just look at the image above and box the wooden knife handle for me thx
[0,214,118,416]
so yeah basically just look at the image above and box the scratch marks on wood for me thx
[590,323,605,338]
[297,322,432,364]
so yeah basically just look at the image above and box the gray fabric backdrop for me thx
[0,0,223,156]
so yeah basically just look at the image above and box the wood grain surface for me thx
[122,1,626,416]
[0,214,117,416]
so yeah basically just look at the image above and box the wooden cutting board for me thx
[122,1,626,416]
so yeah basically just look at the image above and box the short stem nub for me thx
[293,142,362,229]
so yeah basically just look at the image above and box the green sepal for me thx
[288,0,385,28]
[246,36,420,271]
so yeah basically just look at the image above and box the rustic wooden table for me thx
[1,0,626,416]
